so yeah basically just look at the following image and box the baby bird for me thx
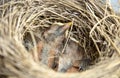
[39,22,71,68]
[58,39,84,72]
[58,39,92,72]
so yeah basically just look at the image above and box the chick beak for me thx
[58,22,72,36]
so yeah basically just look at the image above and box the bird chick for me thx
[39,22,71,68]
[58,39,92,72]
[58,40,84,72]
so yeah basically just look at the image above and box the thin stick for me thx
[61,20,74,54]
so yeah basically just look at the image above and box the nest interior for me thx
[0,0,120,78]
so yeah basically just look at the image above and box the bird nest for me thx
[0,0,120,78]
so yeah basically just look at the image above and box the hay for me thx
[0,0,120,78]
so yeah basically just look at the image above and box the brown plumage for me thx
[36,23,71,69]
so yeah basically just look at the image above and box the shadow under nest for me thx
[0,0,120,78]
